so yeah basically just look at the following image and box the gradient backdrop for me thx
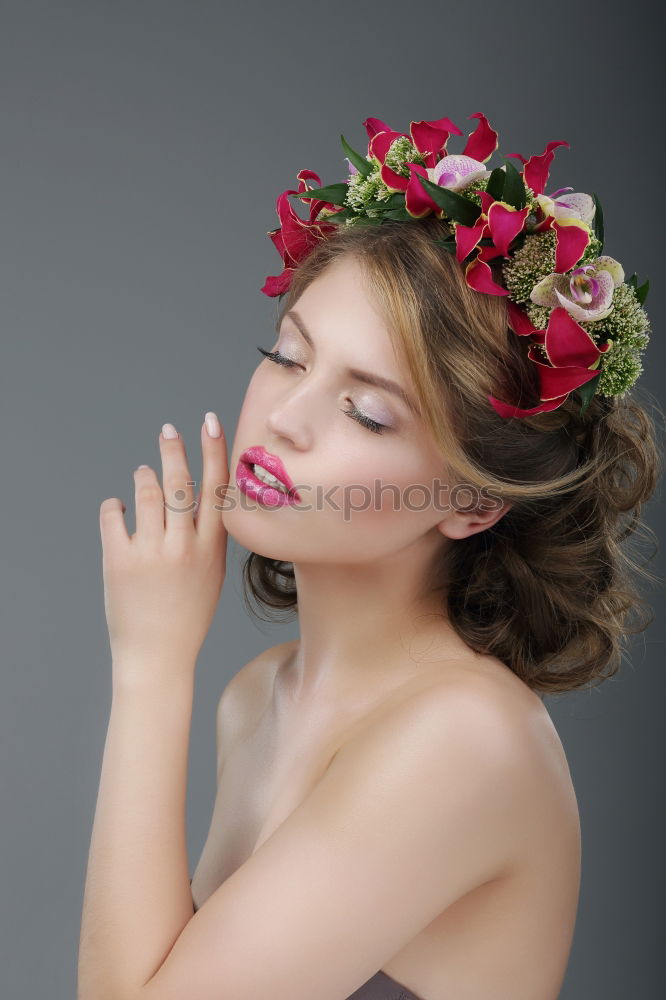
[1,2,663,998]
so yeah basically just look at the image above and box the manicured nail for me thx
[162,422,178,439]
[204,411,221,438]
[136,464,149,470]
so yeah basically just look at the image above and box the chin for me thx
[221,502,300,562]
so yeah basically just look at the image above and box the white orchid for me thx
[530,255,625,323]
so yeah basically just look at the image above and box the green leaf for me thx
[348,216,383,227]
[576,373,601,415]
[361,194,405,214]
[382,207,413,221]
[485,167,506,201]
[591,192,604,251]
[626,272,650,305]
[382,192,408,208]
[322,207,355,223]
[502,159,527,209]
[290,182,349,205]
[340,134,374,178]
[636,278,650,304]
[432,237,457,255]
[414,175,482,226]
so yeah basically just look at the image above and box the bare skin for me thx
[191,636,581,1000]
[82,254,582,1000]
[186,256,581,999]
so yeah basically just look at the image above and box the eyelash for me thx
[256,346,387,435]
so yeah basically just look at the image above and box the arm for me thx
[77,666,197,1000]
[79,414,231,1000]
[78,643,286,1000]
[133,683,528,1000]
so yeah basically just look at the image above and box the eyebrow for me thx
[279,309,419,415]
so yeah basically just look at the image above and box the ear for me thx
[436,488,513,542]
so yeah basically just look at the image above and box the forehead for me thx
[281,256,397,355]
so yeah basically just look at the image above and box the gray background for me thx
[1,1,663,997]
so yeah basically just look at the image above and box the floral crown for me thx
[261,112,650,420]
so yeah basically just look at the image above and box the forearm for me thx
[78,663,196,1000]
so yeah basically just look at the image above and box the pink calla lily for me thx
[453,196,531,288]
[505,139,569,196]
[261,169,343,297]
[404,163,445,218]
[465,256,510,296]
[486,202,531,258]
[533,212,592,272]
[488,306,610,417]
[461,112,499,163]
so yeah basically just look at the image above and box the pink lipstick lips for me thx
[236,446,302,507]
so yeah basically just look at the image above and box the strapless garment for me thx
[190,881,425,999]
[344,968,425,999]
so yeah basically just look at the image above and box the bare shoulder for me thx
[214,640,297,770]
[425,660,576,792]
[339,664,547,779]
[337,657,579,851]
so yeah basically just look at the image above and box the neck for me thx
[279,529,460,706]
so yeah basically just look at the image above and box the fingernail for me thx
[162,422,178,439]
[137,464,149,470]
[204,411,221,438]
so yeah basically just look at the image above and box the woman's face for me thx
[222,254,465,566]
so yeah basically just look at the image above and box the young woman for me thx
[78,115,660,1000]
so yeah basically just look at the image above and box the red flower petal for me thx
[488,392,570,418]
[425,115,463,137]
[520,140,569,196]
[527,347,601,396]
[506,299,539,336]
[363,117,392,141]
[261,267,295,297]
[296,169,323,189]
[454,219,488,262]
[504,152,528,166]
[465,256,510,295]
[486,202,530,257]
[542,306,604,369]
[462,112,499,164]
[410,117,462,167]
[405,163,440,217]
[478,190,497,215]
[272,188,337,268]
[296,169,332,222]
[369,129,408,165]
[476,243,504,263]
[533,213,555,232]
[552,218,591,272]
[380,162,409,192]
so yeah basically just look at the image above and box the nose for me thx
[265,377,317,450]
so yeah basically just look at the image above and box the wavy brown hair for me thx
[241,217,663,695]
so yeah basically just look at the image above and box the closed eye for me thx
[256,346,388,435]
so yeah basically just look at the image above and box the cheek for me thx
[317,440,443,527]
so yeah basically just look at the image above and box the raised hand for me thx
[99,413,229,683]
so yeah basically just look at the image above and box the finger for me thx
[159,423,196,536]
[99,497,130,555]
[133,465,165,544]
[196,410,229,545]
